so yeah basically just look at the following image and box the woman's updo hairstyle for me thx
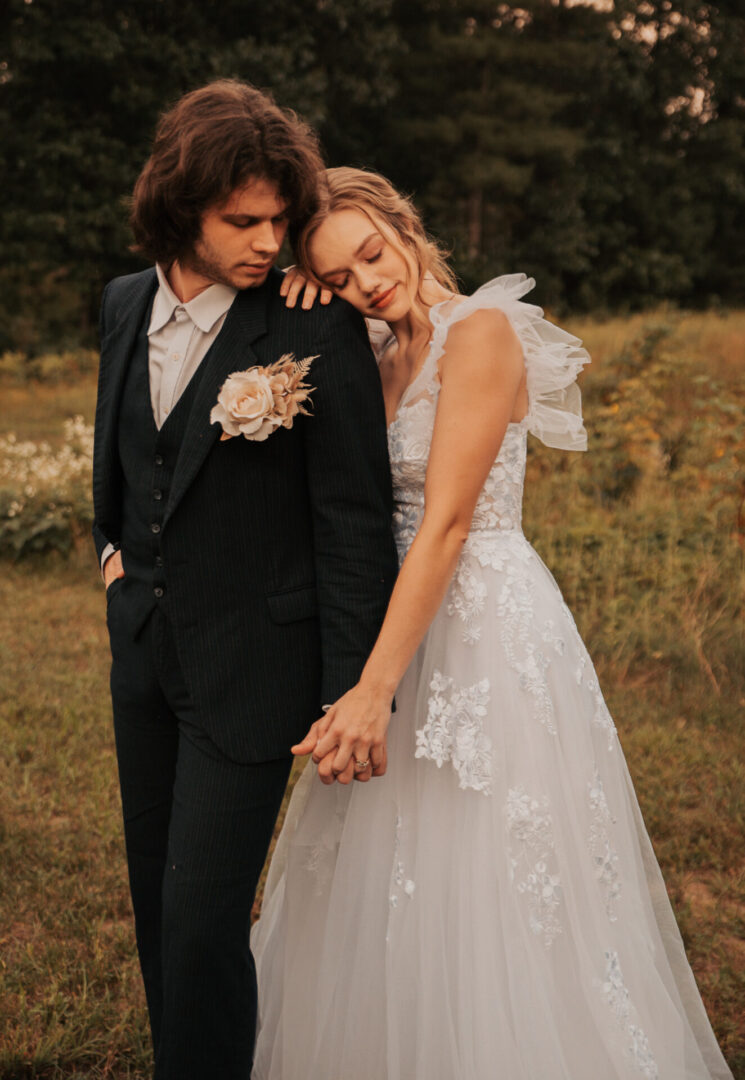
[295,167,458,316]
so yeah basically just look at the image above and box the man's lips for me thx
[240,262,273,273]
[370,285,397,310]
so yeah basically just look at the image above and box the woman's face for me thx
[307,208,416,321]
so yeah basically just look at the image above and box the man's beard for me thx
[182,240,239,289]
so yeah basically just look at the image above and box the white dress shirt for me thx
[101,264,238,572]
[147,263,237,429]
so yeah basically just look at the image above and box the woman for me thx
[251,168,733,1080]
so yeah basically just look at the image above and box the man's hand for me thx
[103,549,125,589]
[280,266,333,310]
[292,682,392,785]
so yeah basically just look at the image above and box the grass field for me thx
[0,308,743,1078]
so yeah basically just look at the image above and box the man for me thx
[92,80,398,1079]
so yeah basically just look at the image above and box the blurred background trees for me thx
[1,0,744,352]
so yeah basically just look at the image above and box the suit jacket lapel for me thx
[94,269,157,526]
[164,284,268,527]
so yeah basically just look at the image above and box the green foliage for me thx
[0,348,98,384]
[0,418,94,559]
[2,1,745,346]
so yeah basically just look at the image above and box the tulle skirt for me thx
[251,532,732,1080]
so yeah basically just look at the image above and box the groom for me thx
[92,80,398,1079]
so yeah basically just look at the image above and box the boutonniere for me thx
[210,354,317,443]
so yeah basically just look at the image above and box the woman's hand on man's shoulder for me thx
[280,266,333,310]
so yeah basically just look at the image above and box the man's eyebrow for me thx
[319,232,380,279]
[222,208,289,221]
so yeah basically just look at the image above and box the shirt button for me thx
[154,454,164,466]
[154,586,164,598]
[151,523,161,534]
[153,489,163,500]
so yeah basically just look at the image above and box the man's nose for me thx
[252,221,281,255]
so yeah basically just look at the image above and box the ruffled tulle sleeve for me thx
[433,274,591,451]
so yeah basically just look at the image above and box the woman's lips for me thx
[370,285,397,310]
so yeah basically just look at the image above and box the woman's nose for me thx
[355,266,380,295]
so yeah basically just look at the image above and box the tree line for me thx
[1,0,744,352]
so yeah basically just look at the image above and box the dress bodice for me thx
[373,274,592,564]
[388,374,529,562]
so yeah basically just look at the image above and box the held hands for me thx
[103,550,125,589]
[291,682,393,785]
[280,266,333,310]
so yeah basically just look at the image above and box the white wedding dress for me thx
[251,276,733,1080]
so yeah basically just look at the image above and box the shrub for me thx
[0,349,99,384]
[0,417,93,558]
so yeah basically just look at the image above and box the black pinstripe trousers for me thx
[108,600,292,1080]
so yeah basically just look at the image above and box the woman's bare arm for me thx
[294,307,527,783]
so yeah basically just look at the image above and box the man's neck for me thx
[166,260,215,304]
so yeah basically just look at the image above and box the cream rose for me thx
[211,354,317,442]
[210,370,282,441]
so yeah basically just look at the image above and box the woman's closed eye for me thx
[326,275,350,291]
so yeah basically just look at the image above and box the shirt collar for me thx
[149,263,238,335]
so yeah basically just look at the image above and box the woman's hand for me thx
[291,682,392,785]
[280,266,333,310]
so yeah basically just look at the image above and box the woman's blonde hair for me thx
[296,167,458,317]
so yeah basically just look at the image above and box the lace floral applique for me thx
[416,670,492,794]
[388,814,416,918]
[505,787,563,948]
[497,559,558,735]
[447,562,488,644]
[541,618,566,656]
[596,951,659,1079]
[304,799,348,896]
[587,674,617,749]
[588,771,621,921]
[469,426,526,534]
[558,598,617,751]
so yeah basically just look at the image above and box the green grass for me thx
[1,309,744,1077]
[0,378,97,447]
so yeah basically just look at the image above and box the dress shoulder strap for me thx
[430,275,591,451]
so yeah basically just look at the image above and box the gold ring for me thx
[354,758,370,771]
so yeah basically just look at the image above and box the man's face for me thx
[184,177,290,290]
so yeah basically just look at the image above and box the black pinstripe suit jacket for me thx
[92,266,399,762]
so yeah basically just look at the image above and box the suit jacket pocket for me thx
[266,585,318,624]
[106,575,124,604]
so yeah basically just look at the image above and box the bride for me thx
[250,167,733,1080]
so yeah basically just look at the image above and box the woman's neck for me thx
[386,277,455,352]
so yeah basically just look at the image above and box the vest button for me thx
[154,586,164,598]
[154,454,164,466]
[151,523,161,534]
[154,555,163,568]
[153,489,163,500]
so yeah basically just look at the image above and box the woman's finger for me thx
[371,742,387,777]
[352,742,374,781]
[285,276,306,308]
[279,266,297,295]
[320,287,333,306]
[312,728,341,764]
[317,749,339,785]
[300,280,321,310]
